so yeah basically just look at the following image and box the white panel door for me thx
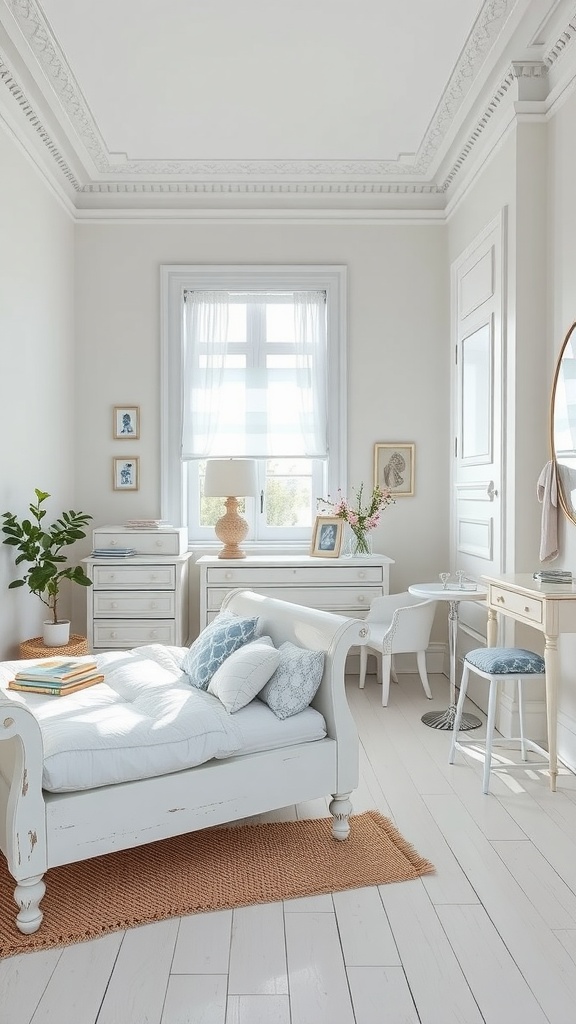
[451,213,506,650]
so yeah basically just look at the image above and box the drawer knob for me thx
[111,602,118,609]
[155,540,164,547]
[150,574,158,581]
[150,602,157,609]
[225,572,232,579]
[111,631,118,639]
[358,571,367,579]
[109,574,116,581]
[524,606,530,613]
[109,540,117,547]
[357,595,366,603]
[496,596,505,603]
[150,630,158,638]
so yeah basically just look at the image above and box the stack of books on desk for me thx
[124,519,173,529]
[533,569,573,584]
[8,658,104,696]
[91,547,137,558]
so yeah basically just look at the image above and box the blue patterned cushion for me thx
[465,647,545,675]
[258,642,325,720]
[182,612,259,690]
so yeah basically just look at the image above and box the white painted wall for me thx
[0,125,76,658]
[73,221,450,633]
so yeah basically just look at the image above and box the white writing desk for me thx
[482,572,576,792]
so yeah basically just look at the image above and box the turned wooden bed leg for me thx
[14,873,46,934]
[329,792,352,840]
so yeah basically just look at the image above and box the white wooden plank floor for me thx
[3,669,576,1024]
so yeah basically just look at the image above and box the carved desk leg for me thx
[544,633,559,793]
[487,607,498,648]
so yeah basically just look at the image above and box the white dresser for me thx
[84,526,192,651]
[196,554,394,628]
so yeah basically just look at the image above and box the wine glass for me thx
[455,570,465,589]
[439,572,451,590]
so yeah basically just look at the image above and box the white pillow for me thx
[207,636,280,713]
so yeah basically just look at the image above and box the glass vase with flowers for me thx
[318,483,395,557]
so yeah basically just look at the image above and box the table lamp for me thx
[204,459,258,559]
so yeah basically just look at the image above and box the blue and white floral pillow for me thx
[258,641,325,719]
[182,612,259,690]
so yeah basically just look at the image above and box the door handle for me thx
[487,481,498,500]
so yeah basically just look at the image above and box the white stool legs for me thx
[450,660,549,794]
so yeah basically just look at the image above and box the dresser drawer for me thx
[490,585,543,625]
[206,565,383,585]
[94,530,187,556]
[92,565,176,589]
[207,585,381,613]
[93,592,176,618]
[93,620,177,648]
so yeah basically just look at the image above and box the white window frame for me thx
[161,264,347,549]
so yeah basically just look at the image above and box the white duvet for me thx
[0,645,326,792]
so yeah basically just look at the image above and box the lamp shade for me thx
[204,459,258,498]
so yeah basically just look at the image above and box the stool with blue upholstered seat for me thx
[449,647,549,794]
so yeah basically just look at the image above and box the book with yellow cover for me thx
[15,658,98,683]
[8,675,104,696]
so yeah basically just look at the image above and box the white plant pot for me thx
[42,620,71,647]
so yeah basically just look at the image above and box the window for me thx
[161,265,346,546]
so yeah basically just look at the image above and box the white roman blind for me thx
[181,289,329,461]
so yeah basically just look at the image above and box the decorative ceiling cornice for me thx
[0,52,80,187]
[3,0,518,189]
[1,0,575,203]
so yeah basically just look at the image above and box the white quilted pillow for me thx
[207,636,280,713]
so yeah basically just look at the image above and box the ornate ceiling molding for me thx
[4,0,518,185]
[0,52,79,186]
[1,1,575,202]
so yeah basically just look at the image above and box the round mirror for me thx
[551,320,576,525]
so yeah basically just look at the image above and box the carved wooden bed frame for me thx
[0,589,367,934]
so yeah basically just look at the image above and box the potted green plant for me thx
[2,489,93,646]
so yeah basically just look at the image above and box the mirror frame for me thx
[550,320,576,525]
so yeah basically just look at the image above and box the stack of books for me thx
[124,519,173,529]
[533,569,573,584]
[8,658,104,696]
[91,547,137,558]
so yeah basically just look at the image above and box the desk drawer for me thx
[93,620,176,647]
[92,565,176,589]
[490,586,543,625]
[207,585,380,613]
[205,566,383,585]
[93,592,176,618]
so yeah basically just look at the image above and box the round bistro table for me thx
[19,635,89,660]
[408,582,487,731]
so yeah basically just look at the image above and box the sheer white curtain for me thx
[293,290,328,458]
[181,291,229,459]
[181,289,328,460]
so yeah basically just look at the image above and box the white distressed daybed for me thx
[0,589,367,935]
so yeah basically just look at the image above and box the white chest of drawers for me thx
[197,554,394,628]
[83,552,193,651]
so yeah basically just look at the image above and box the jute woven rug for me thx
[0,810,434,958]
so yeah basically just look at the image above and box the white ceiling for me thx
[0,0,574,212]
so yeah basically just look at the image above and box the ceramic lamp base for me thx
[215,497,249,559]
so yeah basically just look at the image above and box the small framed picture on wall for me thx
[113,457,140,491]
[374,443,415,497]
[113,406,140,440]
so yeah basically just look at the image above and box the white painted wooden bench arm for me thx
[0,698,47,934]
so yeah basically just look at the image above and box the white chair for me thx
[359,592,437,706]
